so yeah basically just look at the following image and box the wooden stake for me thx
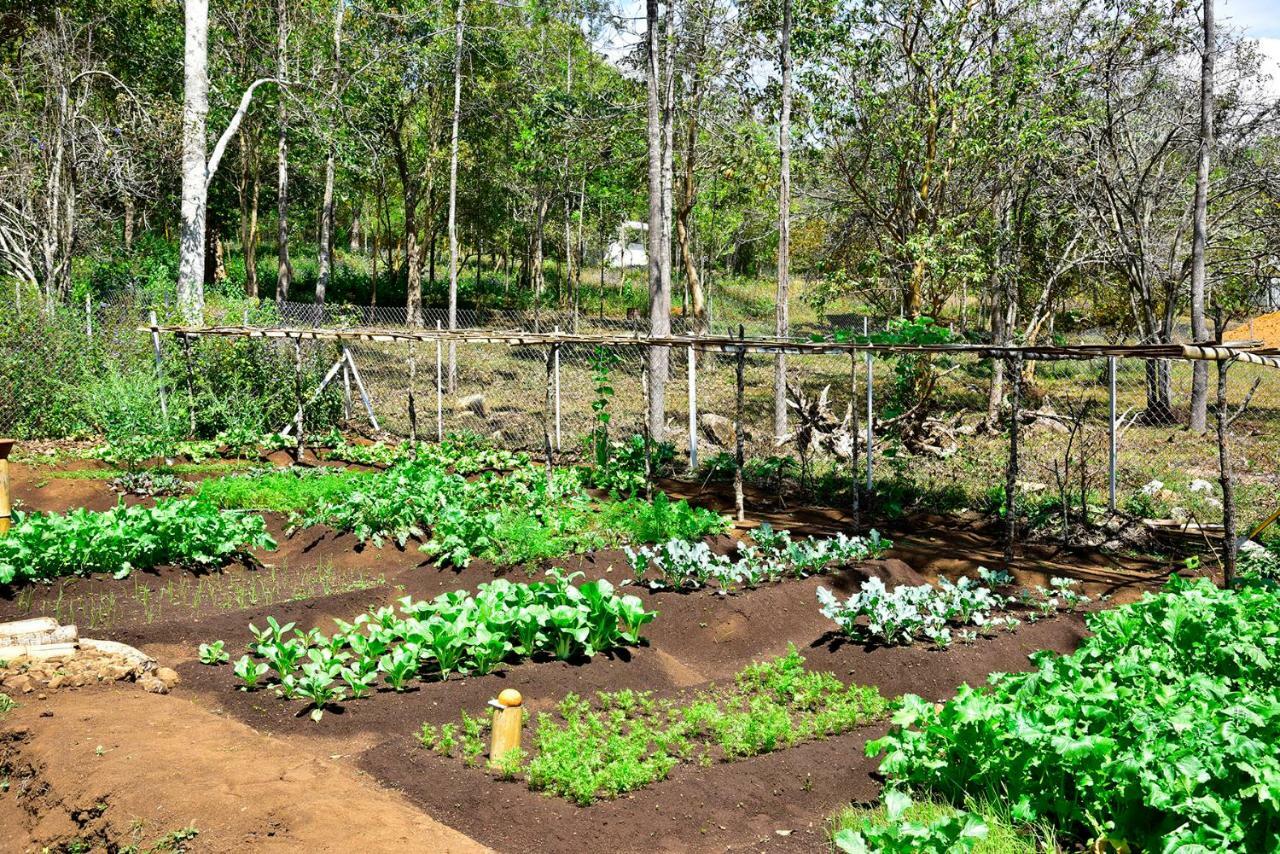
[181,334,197,438]
[1217,355,1238,586]
[149,310,168,421]
[544,344,557,489]
[641,352,653,501]
[553,326,562,450]
[734,325,746,523]
[488,688,523,767]
[293,337,305,464]
[850,352,860,529]
[407,340,418,445]
[687,344,698,473]
[0,438,12,536]
[435,320,443,441]
[1003,353,1022,567]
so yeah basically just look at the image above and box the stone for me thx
[154,667,180,689]
[139,675,168,695]
[698,413,737,448]
[457,394,487,418]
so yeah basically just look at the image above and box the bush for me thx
[868,577,1280,851]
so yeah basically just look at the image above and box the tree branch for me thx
[205,77,287,190]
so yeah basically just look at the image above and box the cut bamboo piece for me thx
[0,617,59,636]
[0,438,11,536]
[0,624,78,649]
[0,642,77,660]
[488,689,523,767]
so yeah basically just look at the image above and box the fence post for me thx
[850,351,860,529]
[864,318,873,493]
[149,311,169,421]
[435,321,443,441]
[687,344,698,473]
[85,294,92,340]
[544,343,558,489]
[553,325,562,451]
[292,336,305,463]
[181,334,198,438]
[1004,352,1023,567]
[342,359,353,423]
[1108,356,1117,513]
[407,340,418,445]
[734,325,746,522]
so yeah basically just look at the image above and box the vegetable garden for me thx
[2,327,1279,853]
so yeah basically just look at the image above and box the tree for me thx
[645,0,671,441]
[1188,0,1215,431]
[773,0,793,441]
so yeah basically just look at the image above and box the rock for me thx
[4,675,33,694]
[1189,478,1215,493]
[154,667,180,689]
[1140,479,1165,496]
[699,413,738,448]
[139,675,168,695]
[457,394,487,418]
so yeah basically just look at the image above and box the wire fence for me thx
[3,292,1278,537]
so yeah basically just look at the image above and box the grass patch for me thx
[420,646,887,804]
[0,693,14,715]
[828,793,1058,853]
[195,467,374,512]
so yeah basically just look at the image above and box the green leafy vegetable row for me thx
[209,571,657,720]
[0,499,276,584]
[868,577,1280,851]
[421,646,887,805]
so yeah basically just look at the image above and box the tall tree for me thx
[316,0,347,307]
[446,0,464,388]
[773,0,793,440]
[275,0,292,309]
[646,0,670,440]
[1188,0,1215,431]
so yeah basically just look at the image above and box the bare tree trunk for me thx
[773,0,793,441]
[645,0,671,440]
[316,0,345,306]
[1189,0,1215,432]
[123,192,134,250]
[446,0,464,390]
[275,0,292,309]
[177,0,210,322]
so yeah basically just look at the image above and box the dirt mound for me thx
[1225,310,1280,349]
[0,687,487,853]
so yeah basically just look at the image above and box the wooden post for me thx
[544,343,557,489]
[293,336,305,463]
[435,321,443,441]
[686,344,698,473]
[1216,355,1238,587]
[0,438,13,536]
[864,318,873,493]
[734,325,746,522]
[342,359,353,423]
[1108,356,1117,513]
[1003,352,1022,568]
[149,310,169,421]
[181,334,197,438]
[553,325,562,451]
[850,351,860,529]
[641,352,653,501]
[488,688,523,767]
[407,340,418,445]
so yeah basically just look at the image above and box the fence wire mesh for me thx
[3,293,1277,536]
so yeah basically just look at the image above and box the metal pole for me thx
[1108,356,1117,513]
[149,310,169,421]
[435,321,443,441]
[553,325,561,451]
[864,317,873,492]
[85,294,92,339]
[687,344,698,472]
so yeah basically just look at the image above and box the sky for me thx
[1223,0,1280,91]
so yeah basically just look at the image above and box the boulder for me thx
[457,394,488,418]
[699,413,738,448]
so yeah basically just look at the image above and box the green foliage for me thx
[868,578,1280,851]
[833,791,988,854]
[197,640,229,665]
[423,646,886,805]
[582,436,676,497]
[196,467,375,513]
[0,500,277,584]
[587,346,621,467]
[228,572,656,714]
[598,491,729,544]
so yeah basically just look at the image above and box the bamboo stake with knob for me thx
[687,343,698,473]
[435,321,443,441]
[488,689,523,767]
[0,439,13,536]
[149,311,168,420]
[407,340,418,446]
[734,325,746,522]
[292,337,305,464]
[544,344,557,489]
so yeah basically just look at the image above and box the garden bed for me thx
[0,451,1176,852]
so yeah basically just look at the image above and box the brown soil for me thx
[0,456,1175,853]
[0,688,486,853]
[1225,310,1280,349]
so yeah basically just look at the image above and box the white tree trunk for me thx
[275,0,292,309]
[645,0,670,441]
[446,0,464,391]
[316,0,345,306]
[773,0,793,441]
[177,0,210,323]
[1189,0,1215,432]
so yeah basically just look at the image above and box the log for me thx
[0,642,77,660]
[0,624,78,649]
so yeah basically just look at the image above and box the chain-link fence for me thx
[3,291,1277,536]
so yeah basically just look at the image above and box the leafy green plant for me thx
[0,499,276,584]
[422,646,886,805]
[197,640,229,665]
[869,577,1280,851]
[833,791,989,854]
[232,655,266,690]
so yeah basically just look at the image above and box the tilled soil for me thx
[0,458,1165,853]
